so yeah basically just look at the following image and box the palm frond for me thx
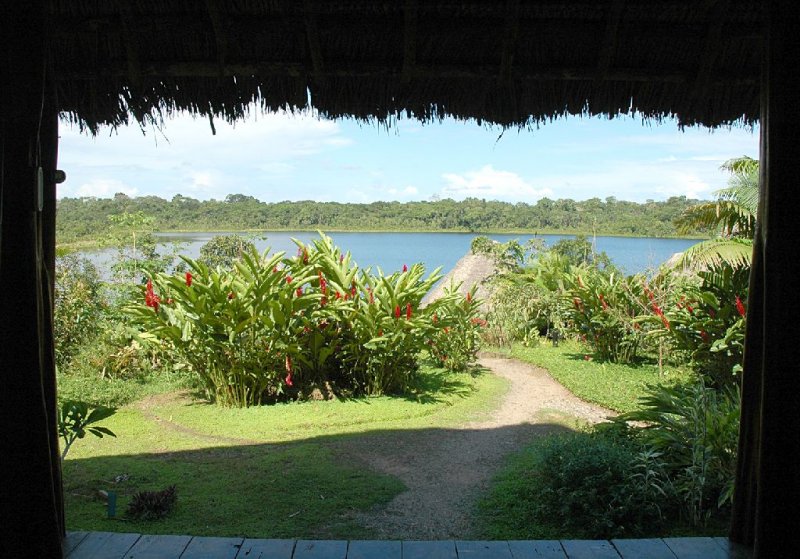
[675,201,755,237]
[674,238,753,272]
[719,156,758,175]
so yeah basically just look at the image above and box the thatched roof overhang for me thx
[46,0,763,133]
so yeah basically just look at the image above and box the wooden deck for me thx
[63,532,752,558]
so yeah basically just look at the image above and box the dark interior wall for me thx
[731,2,800,557]
[0,3,64,556]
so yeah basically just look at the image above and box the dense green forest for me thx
[56,193,710,244]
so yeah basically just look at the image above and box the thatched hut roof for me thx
[46,1,762,133]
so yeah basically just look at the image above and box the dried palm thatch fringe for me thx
[45,0,762,133]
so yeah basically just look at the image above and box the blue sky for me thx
[57,109,759,204]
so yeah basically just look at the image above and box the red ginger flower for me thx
[406,303,412,320]
[286,275,292,284]
[145,280,160,312]
[296,288,303,297]
[735,295,746,317]
[402,264,408,272]
[285,373,293,387]
[319,272,327,294]
[466,292,472,303]
[185,272,193,287]
[394,305,401,319]
[228,291,235,300]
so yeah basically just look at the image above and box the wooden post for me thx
[0,2,64,556]
[731,3,800,557]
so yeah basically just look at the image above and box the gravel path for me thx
[335,355,615,539]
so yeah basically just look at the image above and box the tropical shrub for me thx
[482,429,667,539]
[646,265,748,387]
[565,267,646,363]
[427,286,485,371]
[198,234,257,269]
[621,381,740,526]
[127,234,478,407]
[54,254,106,368]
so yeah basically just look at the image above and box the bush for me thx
[621,381,740,526]
[480,428,667,539]
[198,234,257,269]
[651,265,748,388]
[127,234,479,407]
[565,268,646,363]
[54,254,106,368]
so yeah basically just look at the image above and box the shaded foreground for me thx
[64,531,751,558]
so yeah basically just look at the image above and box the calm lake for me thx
[90,231,700,277]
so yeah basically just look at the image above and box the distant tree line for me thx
[56,193,711,244]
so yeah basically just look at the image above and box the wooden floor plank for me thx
[236,538,295,559]
[67,531,141,559]
[346,540,401,559]
[64,531,90,555]
[560,540,621,559]
[611,539,677,559]
[508,540,567,558]
[712,538,753,559]
[123,534,192,559]
[292,539,348,559]
[456,540,513,559]
[402,540,457,559]
[663,537,729,559]
[180,536,244,559]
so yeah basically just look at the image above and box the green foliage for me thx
[126,234,479,407]
[57,400,116,461]
[126,486,178,521]
[551,235,614,270]
[621,381,740,526]
[479,429,667,539]
[427,286,485,371]
[649,265,748,387]
[54,254,106,368]
[198,234,257,269]
[565,267,646,363]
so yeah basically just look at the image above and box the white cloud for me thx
[58,109,352,200]
[441,165,552,202]
[61,178,138,198]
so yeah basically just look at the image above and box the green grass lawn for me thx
[492,339,691,413]
[62,362,508,539]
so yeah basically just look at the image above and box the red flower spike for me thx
[700,330,710,343]
[735,295,746,317]
[351,283,357,298]
[660,314,671,329]
[302,248,309,264]
[285,355,293,373]
[432,313,438,324]
[394,305,401,319]
[368,289,374,305]
[402,264,408,272]
[286,276,292,284]
[335,291,342,300]
[228,291,235,300]
[320,296,327,307]
[273,266,279,274]
[296,288,303,297]
[185,272,193,287]
[406,303,412,320]
[285,373,293,387]
[466,292,472,303]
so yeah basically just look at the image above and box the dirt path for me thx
[335,355,615,539]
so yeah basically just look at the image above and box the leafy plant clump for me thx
[126,485,178,520]
[127,233,482,407]
[621,380,740,526]
[479,428,668,540]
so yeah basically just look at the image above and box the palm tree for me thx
[674,156,758,270]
